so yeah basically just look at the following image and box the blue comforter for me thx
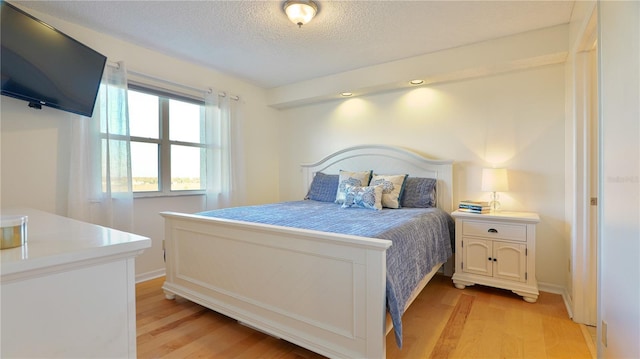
[198,200,454,347]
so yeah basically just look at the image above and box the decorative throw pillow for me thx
[370,174,408,209]
[305,172,339,202]
[335,170,373,204]
[400,177,437,208]
[340,184,383,210]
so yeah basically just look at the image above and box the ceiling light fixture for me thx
[284,0,318,28]
[410,79,424,85]
[340,92,353,97]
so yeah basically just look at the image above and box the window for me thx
[127,85,207,196]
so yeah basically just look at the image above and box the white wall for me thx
[277,64,567,287]
[1,97,72,215]
[598,1,640,357]
[0,5,280,280]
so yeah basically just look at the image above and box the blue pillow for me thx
[340,184,383,210]
[400,177,437,208]
[305,172,339,202]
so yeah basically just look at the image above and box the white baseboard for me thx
[136,268,165,283]
[538,281,564,294]
[539,281,573,318]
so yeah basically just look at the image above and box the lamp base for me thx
[489,192,501,212]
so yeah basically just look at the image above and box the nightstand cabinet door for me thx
[493,241,526,282]
[462,238,493,276]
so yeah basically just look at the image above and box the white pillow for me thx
[335,170,372,204]
[370,174,408,209]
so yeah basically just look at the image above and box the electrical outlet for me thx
[602,320,608,347]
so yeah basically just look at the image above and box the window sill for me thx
[134,191,205,199]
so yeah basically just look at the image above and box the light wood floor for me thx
[136,275,593,358]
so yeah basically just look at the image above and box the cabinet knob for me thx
[488,228,498,233]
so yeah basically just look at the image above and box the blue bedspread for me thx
[198,200,454,347]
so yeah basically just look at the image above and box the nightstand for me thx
[451,210,540,303]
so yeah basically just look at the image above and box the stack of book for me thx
[458,200,491,214]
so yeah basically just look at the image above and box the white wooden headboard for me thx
[301,144,454,213]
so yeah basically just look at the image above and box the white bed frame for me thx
[161,145,453,359]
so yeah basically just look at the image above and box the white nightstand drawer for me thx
[462,220,527,241]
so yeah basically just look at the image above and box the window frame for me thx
[127,83,208,198]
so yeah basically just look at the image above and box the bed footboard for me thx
[161,211,392,359]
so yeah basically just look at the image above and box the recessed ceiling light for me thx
[340,92,353,97]
[410,79,424,85]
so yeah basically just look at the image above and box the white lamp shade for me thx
[284,1,317,27]
[481,168,509,192]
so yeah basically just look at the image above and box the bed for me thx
[161,144,454,359]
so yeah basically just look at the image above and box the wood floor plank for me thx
[136,275,592,358]
[138,309,232,357]
[522,313,547,359]
[429,294,474,359]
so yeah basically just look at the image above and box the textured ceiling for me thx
[15,0,575,89]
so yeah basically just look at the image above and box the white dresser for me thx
[451,210,540,303]
[1,208,150,358]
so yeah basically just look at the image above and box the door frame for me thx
[569,7,598,326]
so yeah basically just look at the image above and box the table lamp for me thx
[481,168,509,212]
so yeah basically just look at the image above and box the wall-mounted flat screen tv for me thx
[1,1,107,117]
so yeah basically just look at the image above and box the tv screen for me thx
[1,1,106,117]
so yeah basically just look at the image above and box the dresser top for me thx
[1,208,151,278]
